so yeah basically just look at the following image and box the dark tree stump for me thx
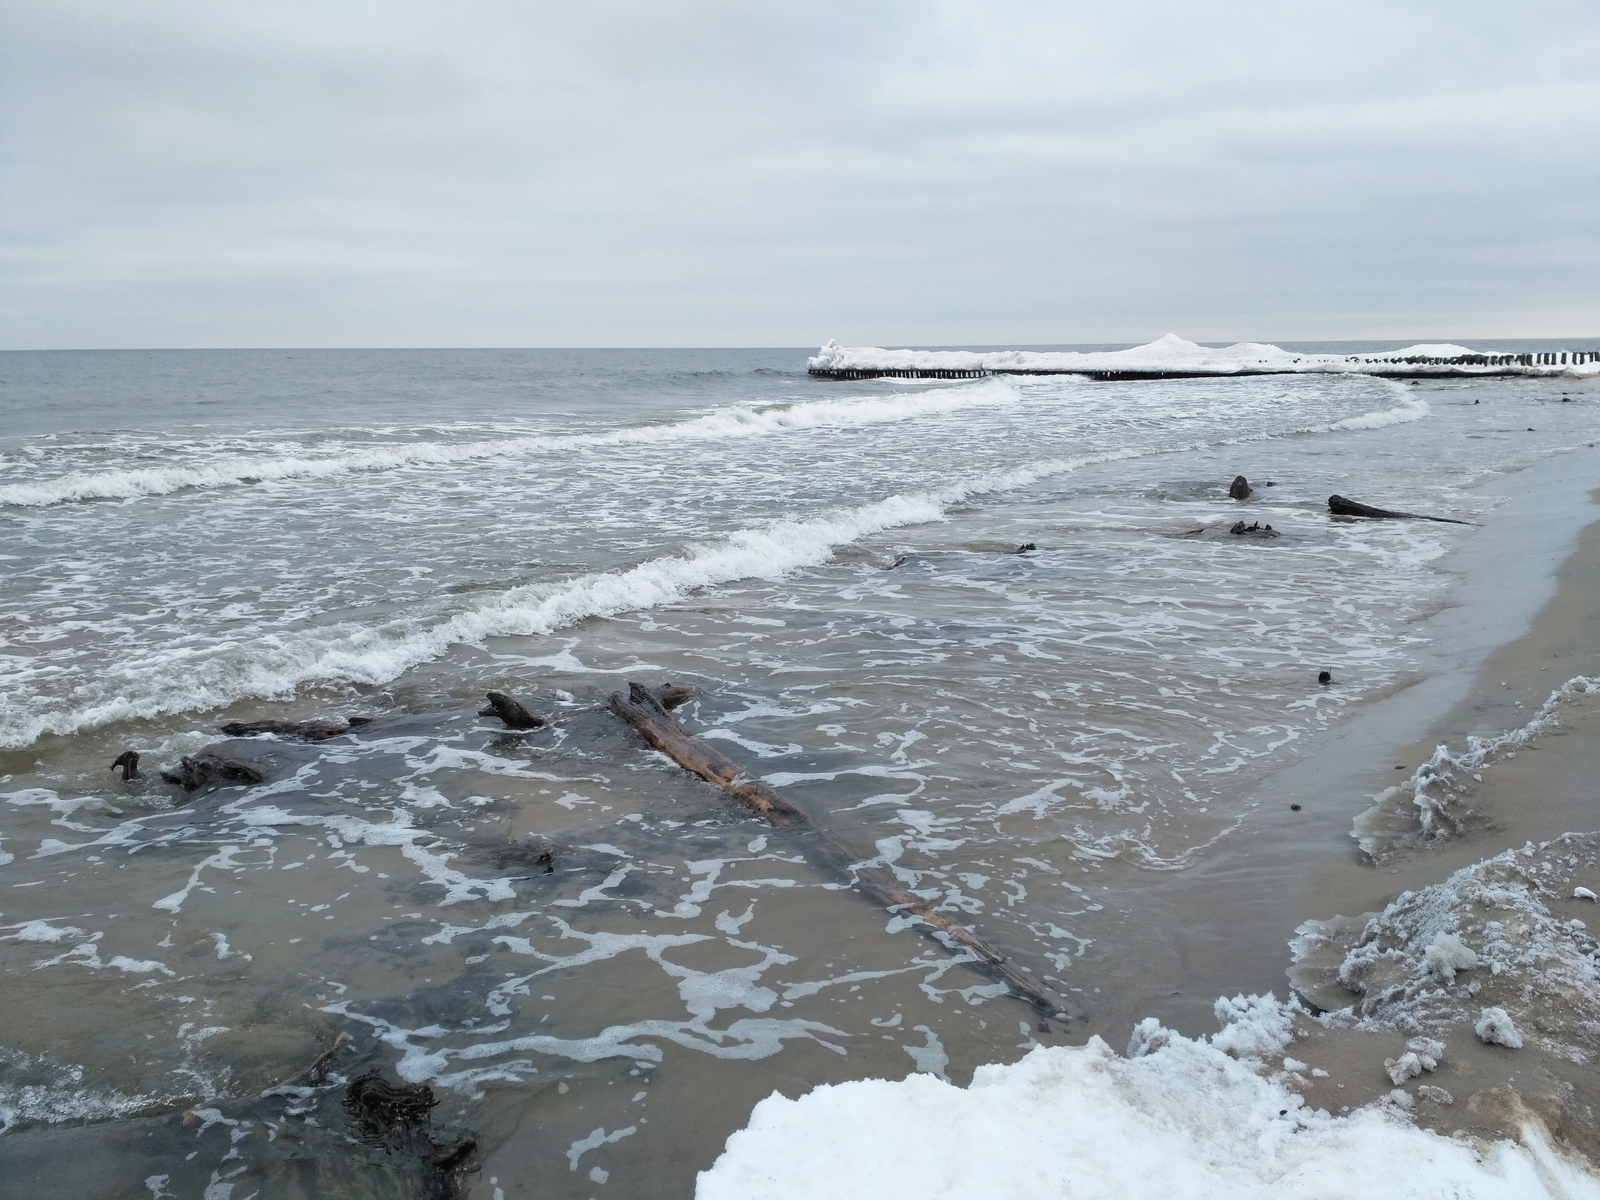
[110,750,140,781]
[1229,475,1252,499]
[160,752,267,791]
[480,691,547,729]
[1328,495,1471,524]
[606,681,1077,1020]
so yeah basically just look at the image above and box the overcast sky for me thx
[2,0,1597,349]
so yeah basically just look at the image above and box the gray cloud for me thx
[2,0,1596,348]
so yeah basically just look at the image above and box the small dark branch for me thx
[110,750,140,781]
[481,691,547,729]
[304,1031,350,1086]
[1328,495,1472,525]
[1229,475,1252,500]
[1014,543,1037,553]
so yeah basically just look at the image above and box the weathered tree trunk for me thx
[480,691,547,729]
[219,718,370,741]
[607,681,1074,1019]
[1328,495,1471,524]
[161,752,267,791]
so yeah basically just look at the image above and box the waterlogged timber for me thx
[1327,494,1474,525]
[807,335,1600,381]
[606,681,1075,1021]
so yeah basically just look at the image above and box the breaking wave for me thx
[0,380,1019,508]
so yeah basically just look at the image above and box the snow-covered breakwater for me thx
[808,333,1600,380]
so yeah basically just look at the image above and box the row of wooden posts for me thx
[809,350,1597,380]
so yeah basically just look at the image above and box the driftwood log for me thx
[479,691,547,729]
[1328,495,1472,525]
[161,752,267,791]
[219,717,371,741]
[110,750,140,781]
[606,681,1075,1019]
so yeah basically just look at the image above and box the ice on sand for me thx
[699,999,1596,1199]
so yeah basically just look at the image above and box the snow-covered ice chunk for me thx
[1384,1038,1444,1085]
[1209,993,1295,1060]
[1574,887,1598,901]
[1474,1007,1524,1049]
[1423,932,1477,982]
[698,1023,1597,1200]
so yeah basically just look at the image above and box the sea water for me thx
[0,345,1595,1197]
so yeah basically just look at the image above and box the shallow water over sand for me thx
[2,347,1597,1196]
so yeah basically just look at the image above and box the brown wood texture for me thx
[607,681,1074,1019]
[1328,494,1471,524]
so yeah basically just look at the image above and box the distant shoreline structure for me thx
[807,333,1600,381]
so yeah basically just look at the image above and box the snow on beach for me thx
[696,992,1599,1199]
[809,334,1600,378]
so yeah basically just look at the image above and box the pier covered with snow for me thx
[807,335,1600,381]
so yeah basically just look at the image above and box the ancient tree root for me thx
[160,752,267,791]
[606,681,1076,1020]
[1229,521,1279,538]
[479,691,547,729]
[110,750,140,781]
[344,1071,438,1132]
[219,717,371,741]
[1328,495,1472,524]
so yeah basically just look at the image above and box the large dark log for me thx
[607,681,1075,1019]
[1228,475,1252,500]
[218,718,368,741]
[480,691,547,729]
[1328,495,1471,525]
[161,752,267,791]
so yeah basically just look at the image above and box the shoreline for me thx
[1118,445,1600,1032]
[1164,449,1600,1163]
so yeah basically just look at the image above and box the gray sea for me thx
[1,344,1596,1198]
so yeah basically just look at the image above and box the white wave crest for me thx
[1327,395,1430,431]
[0,380,1019,508]
[1,446,1120,747]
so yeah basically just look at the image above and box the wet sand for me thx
[1153,465,1600,1166]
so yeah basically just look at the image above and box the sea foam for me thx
[0,380,1019,508]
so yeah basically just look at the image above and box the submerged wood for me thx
[110,750,140,781]
[1327,494,1472,524]
[480,691,547,729]
[161,752,268,791]
[606,681,1075,1019]
[218,717,370,741]
[654,683,697,710]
